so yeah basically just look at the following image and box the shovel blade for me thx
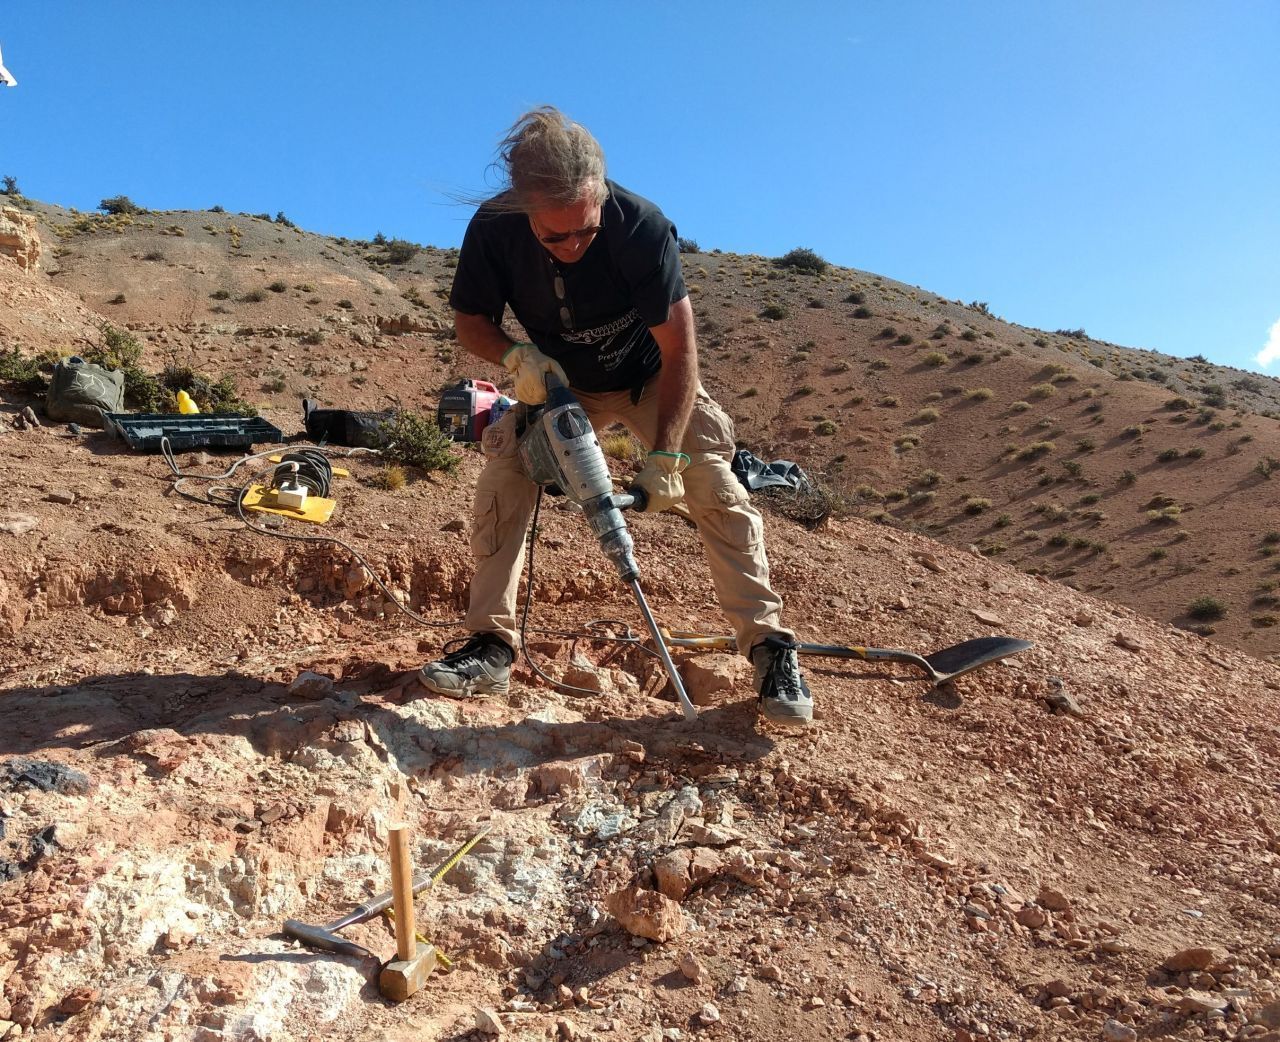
[922,636,1034,683]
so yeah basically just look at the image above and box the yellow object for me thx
[269,455,349,478]
[241,483,336,524]
[176,390,199,415]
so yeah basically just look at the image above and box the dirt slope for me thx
[1,199,1279,1042]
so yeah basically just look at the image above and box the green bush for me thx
[1187,596,1226,621]
[242,289,268,303]
[385,239,421,264]
[2,175,19,195]
[268,280,288,293]
[852,306,872,319]
[759,303,790,321]
[379,412,462,474]
[99,195,145,215]
[0,347,55,392]
[677,237,700,253]
[210,288,231,300]
[774,247,828,275]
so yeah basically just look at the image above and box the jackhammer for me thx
[516,376,698,721]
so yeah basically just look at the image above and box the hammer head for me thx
[283,918,375,961]
[379,942,439,1001]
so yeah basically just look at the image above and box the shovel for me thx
[661,631,1033,685]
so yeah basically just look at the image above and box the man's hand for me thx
[502,342,568,404]
[631,450,689,513]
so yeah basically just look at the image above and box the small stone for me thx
[442,518,466,533]
[1017,906,1048,928]
[556,1019,578,1041]
[1164,947,1227,973]
[46,489,76,505]
[914,552,944,573]
[678,952,705,983]
[697,1003,720,1026]
[1178,991,1228,1014]
[288,671,335,700]
[1072,611,1094,627]
[1037,886,1071,912]
[606,886,687,943]
[57,987,100,1015]
[1114,633,1144,652]
[804,996,825,1010]
[475,1007,504,1036]
[971,608,1004,626]
[0,515,38,536]
[1102,1019,1137,1042]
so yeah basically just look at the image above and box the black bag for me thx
[45,356,125,428]
[302,400,395,448]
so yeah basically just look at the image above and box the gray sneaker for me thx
[418,634,513,699]
[751,635,813,726]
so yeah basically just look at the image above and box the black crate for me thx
[105,414,284,452]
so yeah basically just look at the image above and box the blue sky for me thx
[2,2,1277,372]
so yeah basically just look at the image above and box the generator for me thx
[436,379,511,442]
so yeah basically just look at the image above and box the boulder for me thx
[0,207,40,272]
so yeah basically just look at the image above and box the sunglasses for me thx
[530,212,603,245]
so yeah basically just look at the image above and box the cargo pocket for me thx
[481,407,521,460]
[471,491,501,557]
[684,393,737,459]
[693,473,765,553]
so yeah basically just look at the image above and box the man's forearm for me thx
[454,311,516,367]
[650,296,700,454]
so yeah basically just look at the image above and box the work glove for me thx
[630,450,690,513]
[502,342,568,405]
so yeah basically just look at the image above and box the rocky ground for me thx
[2,200,1280,1041]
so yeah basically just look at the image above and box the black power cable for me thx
[271,449,333,498]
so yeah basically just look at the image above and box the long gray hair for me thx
[484,106,607,213]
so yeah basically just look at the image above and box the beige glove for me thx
[630,450,690,513]
[502,342,568,404]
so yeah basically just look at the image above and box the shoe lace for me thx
[768,645,804,701]
[443,634,500,668]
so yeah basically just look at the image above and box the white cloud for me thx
[1258,317,1280,369]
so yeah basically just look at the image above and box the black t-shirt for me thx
[449,179,688,394]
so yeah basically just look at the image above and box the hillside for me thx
[1,198,1279,1042]
[11,197,1280,657]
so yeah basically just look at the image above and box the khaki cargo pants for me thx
[464,379,792,657]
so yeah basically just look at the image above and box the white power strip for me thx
[275,481,309,510]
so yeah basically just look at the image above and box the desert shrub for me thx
[99,195,144,215]
[2,175,19,195]
[917,469,943,487]
[159,364,253,414]
[1029,383,1056,399]
[600,430,644,461]
[1121,424,1146,438]
[677,237,699,253]
[0,347,55,392]
[852,306,873,319]
[1187,596,1226,621]
[965,387,994,401]
[1256,456,1279,479]
[759,303,790,321]
[815,419,838,435]
[1156,448,1181,462]
[994,513,1012,527]
[385,239,421,264]
[242,289,268,303]
[300,329,326,345]
[337,299,354,309]
[1263,531,1280,545]
[845,290,865,305]
[923,352,948,367]
[274,211,295,227]
[1165,396,1193,411]
[808,298,826,309]
[878,395,899,407]
[107,293,127,305]
[912,408,939,424]
[372,465,407,491]
[379,412,462,473]
[742,387,758,398]
[774,247,828,274]
[1063,459,1083,476]
[1016,441,1055,460]
[261,373,287,393]
[1055,328,1088,339]
[268,280,288,293]
[210,288,231,300]
[1010,400,1031,413]
[1147,505,1182,524]
[964,497,992,514]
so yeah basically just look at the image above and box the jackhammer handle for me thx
[618,487,647,511]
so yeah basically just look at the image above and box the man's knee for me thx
[684,462,764,552]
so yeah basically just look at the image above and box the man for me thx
[417,106,812,727]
